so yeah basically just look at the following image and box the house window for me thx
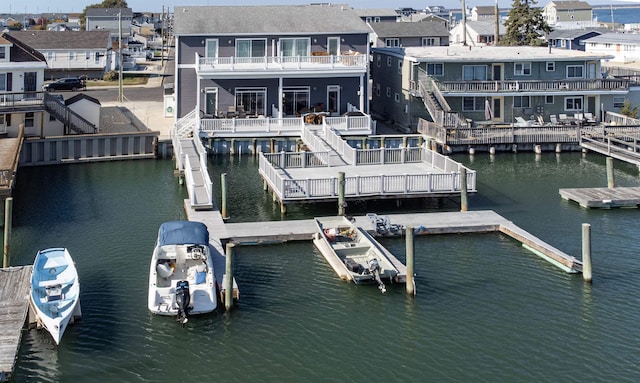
[386,87,391,97]
[567,65,584,78]
[205,39,219,58]
[376,55,381,67]
[462,97,484,111]
[25,112,35,128]
[280,38,309,57]
[613,97,625,108]
[94,52,101,64]
[235,87,266,116]
[375,84,380,96]
[394,93,400,102]
[427,63,444,76]
[546,62,555,71]
[514,96,530,108]
[68,52,76,61]
[47,52,55,61]
[236,39,266,58]
[0,74,6,91]
[397,60,402,74]
[514,62,531,76]
[545,95,554,104]
[387,57,392,67]
[0,47,5,60]
[385,38,400,47]
[328,37,340,56]
[564,97,583,111]
[282,86,310,116]
[366,17,372,23]
[204,87,218,116]
[561,40,566,48]
[463,65,487,81]
[85,51,91,60]
[421,38,436,46]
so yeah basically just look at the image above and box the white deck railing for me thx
[324,127,356,164]
[197,54,367,73]
[198,115,373,136]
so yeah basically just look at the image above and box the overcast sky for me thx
[0,0,633,15]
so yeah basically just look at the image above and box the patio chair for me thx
[550,115,559,125]
[584,112,596,124]
[514,116,531,127]
[559,113,569,124]
[237,105,247,118]
[226,105,237,118]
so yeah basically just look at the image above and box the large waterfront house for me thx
[368,20,450,48]
[370,45,629,131]
[6,30,113,80]
[172,4,371,125]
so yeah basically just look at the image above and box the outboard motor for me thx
[175,280,190,325]
[367,258,387,293]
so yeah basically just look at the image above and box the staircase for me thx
[43,93,97,134]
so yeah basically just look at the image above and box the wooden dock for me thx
[559,186,640,208]
[580,133,640,166]
[186,207,583,274]
[0,266,31,382]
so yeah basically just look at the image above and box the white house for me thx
[584,33,640,63]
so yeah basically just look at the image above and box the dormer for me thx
[0,35,12,62]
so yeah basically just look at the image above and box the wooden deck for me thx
[0,266,32,382]
[560,186,640,208]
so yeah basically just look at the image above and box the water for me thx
[593,6,640,25]
[10,152,640,382]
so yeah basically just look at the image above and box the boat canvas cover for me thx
[158,221,209,246]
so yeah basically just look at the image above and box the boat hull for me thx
[30,248,80,345]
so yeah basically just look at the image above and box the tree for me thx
[80,0,129,30]
[502,0,552,46]
[620,100,639,119]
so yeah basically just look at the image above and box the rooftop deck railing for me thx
[197,53,367,73]
[435,78,629,94]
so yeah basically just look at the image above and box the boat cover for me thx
[158,221,209,246]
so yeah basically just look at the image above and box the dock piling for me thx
[582,223,592,283]
[606,157,615,188]
[225,243,235,310]
[405,225,415,296]
[3,197,12,268]
[338,172,345,216]
[221,173,228,220]
[460,168,468,212]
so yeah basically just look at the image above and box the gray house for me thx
[85,7,132,40]
[369,21,450,48]
[173,5,371,120]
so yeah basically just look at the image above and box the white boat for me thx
[30,248,81,345]
[148,221,217,324]
[313,216,400,293]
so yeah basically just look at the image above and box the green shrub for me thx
[103,71,117,81]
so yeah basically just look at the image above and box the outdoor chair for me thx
[550,115,559,125]
[237,105,247,118]
[584,113,596,124]
[559,113,569,124]
[514,116,531,127]
[226,105,237,118]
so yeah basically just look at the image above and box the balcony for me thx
[434,78,630,95]
[196,53,367,77]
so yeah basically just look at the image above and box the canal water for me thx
[9,152,640,382]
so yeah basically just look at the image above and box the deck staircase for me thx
[43,93,97,134]
[301,127,350,166]
[415,70,469,129]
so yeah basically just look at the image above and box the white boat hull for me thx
[30,248,80,345]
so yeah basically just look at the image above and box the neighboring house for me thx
[354,8,399,24]
[7,30,112,80]
[65,93,101,131]
[85,7,133,41]
[370,46,626,131]
[449,20,505,46]
[471,6,497,21]
[547,28,603,51]
[369,21,449,48]
[543,1,593,28]
[0,32,48,138]
[584,33,640,63]
[172,5,370,120]
[423,5,451,19]
[419,14,450,29]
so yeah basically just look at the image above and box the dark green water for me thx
[10,152,640,382]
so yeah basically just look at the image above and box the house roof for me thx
[0,32,46,62]
[547,28,605,39]
[173,5,370,35]
[370,21,449,38]
[584,33,640,45]
[6,30,111,50]
[375,45,614,62]
[66,93,101,106]
[86,7,133,17]
[353,8,399,18]
[548,1,592,11]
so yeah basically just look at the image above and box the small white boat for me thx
[30,248,81,345]
[313,216,400,293]
[148,221,217,324]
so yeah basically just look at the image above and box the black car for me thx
[43,77,84,92]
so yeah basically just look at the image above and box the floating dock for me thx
[0,266,31,382]
[559,186,640,208]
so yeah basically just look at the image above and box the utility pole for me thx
[161,5,165,68]
[118,10,123,103]
[494,0,499,45]
[461,0,467,46]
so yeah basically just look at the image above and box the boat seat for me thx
[39,279,72,288]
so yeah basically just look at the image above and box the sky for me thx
[0,0,636,15]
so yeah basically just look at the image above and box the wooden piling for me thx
[460,167,468,212]
[221,173,228,220]
[405,225,415,296]
[582,223,592,283]
[338,172,345,216]
[225,243,234,310]
[606,157,615,189]
[3,197,12,268]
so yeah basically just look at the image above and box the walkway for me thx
[0,266,31,382]
[580,132,640,166]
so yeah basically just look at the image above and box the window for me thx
[376,55,381,67]
[85,51,91,60]
[385,38,400,47]
[567,65,584,78]
[236,39,266,58]
[387,57,392,67]
[0,47,5,60]
[613,97,625,108]
[68,52,77,61]
[280,38,309,57]
[394,93,400,102]
[397,60,402,74]
[235,87,266,116]
[561,40,566,48]
[366,17,372,23]
[94,52,101,64]
[205,39,218,58]
[25,112,34,128]
[374,17,380,23]
[375,84,380,96]
[204,88,218,115]
[386,87,391,97]
[546,62,555,71]
[427,63,444,76]
[328,37,340,56]
[421,38,436,46]
[462,97,484,111]
[514,62,531,76]
[282,86,309,116]
[327,85,340,114]
[565,97,583,111]
[0,74,6,91]
[545,95,554,104]
[47,52,55,61]
[463,65,487,81]
[514,96,530,108]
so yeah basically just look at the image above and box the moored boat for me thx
[148,221,217,324]
[313,216,399,293]
[30,248,81,345]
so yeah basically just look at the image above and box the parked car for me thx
[43,77,84,92]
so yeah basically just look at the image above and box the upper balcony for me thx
[433,78,630,96]
[196,52,367,78]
